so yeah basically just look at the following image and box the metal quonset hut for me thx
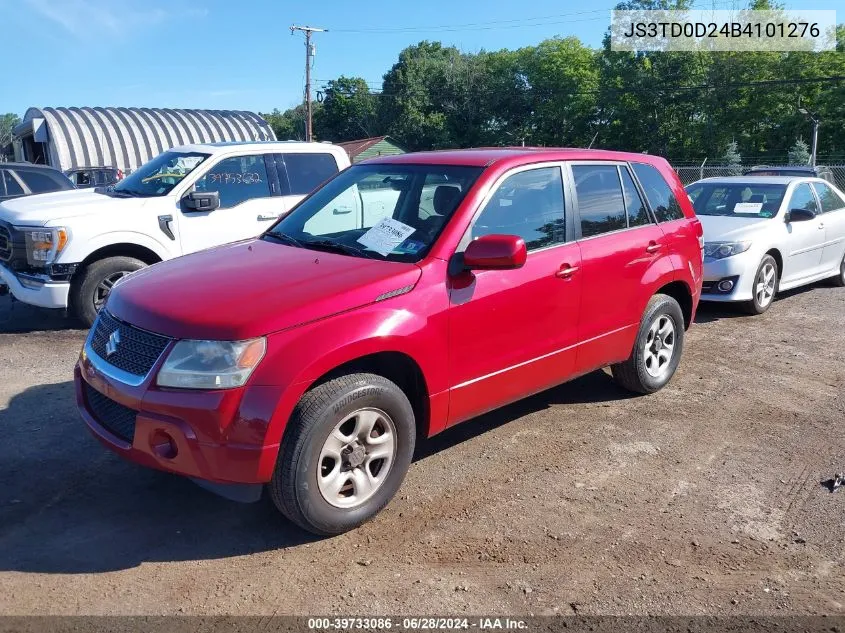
[12,107,276,174]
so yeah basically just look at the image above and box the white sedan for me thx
[686,176,845,314]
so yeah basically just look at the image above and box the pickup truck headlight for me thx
[17,227,69,267]
[156,338,267,389]
[703,241,752,260]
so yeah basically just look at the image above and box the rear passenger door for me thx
[812,181,845,272]
[275,152,341,216]
[568,162,670,374]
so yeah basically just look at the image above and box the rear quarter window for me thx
[281,153,340,196]
[631,163,685,222]
[16,169,71,194]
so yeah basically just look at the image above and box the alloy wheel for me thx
[93,271,129,311]
[317,407,397,509]
[643,315,676,379]
[755,262,776,309]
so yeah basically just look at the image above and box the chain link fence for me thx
[672,163,845,190]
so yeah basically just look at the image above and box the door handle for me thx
[555,264,579,279]
[646,241,661,254]
[818,223,825,230]
[257,214,281,221]
[333,207,353,215]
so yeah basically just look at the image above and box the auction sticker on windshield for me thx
[734,202,764,214]
[357,218,416,256]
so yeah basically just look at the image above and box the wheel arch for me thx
[655,279,693,329]
[764,248,783,279]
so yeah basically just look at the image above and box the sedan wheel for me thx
[744,255,778,315]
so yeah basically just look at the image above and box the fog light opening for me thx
[717,279,735,292]
[151,431,178,459]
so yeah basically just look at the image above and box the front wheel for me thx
[830,252,845,288]
[743,254,778,315]
[70,256,147,327]
[268,373,416,536]
[611,293,685,395]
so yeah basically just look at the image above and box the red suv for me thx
[75,148,703,535]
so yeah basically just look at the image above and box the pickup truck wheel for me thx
[611,293,684,395]
[71,256,146,327]
[269,373,416,536]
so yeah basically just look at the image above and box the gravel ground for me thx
[0,285,844,616]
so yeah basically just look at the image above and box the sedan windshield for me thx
[112,151,208,197]
[686,182,786,218]
[265,164,484,262]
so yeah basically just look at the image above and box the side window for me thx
[16,169,63,194]
[194,155,270,209]
[620,166,651,227]
[631,162,685,222]
[3,170,25,196]
[471,167,565,251]
[812,182,845,213]
[788,183,819,213]
[281,153,339,196]
[572,164,626,238]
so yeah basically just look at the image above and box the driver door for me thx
[782,182,826,285]
[178,153,280,254]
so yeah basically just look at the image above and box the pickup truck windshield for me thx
[112,151,209,197]
[265,163,484,262]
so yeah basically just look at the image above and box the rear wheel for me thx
[743,255,778,315]
[71,256,146,327]
[268,373,415,536]
[611,293,685,395]
[830,252,845,287]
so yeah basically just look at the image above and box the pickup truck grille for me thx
[90,310,171,378]
[0,224,11,262]
[84,382,137,443]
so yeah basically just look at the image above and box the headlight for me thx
[156,338,267,389]
[703,241,752,260]
[16,227,69,267]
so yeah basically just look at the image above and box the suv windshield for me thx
[265,163,484,262]
[112,151,208,197]
[686,182,786,218]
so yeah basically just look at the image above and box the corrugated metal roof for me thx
[18,106,276,172]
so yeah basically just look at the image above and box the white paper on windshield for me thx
[734,202,764,214]
[357,218,416,256]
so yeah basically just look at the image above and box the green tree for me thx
[0,113,21,158]
[787,139,811,165]
[723,140,743,174]
[313,76,380,142]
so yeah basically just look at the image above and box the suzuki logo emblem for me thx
[106,329,121,356]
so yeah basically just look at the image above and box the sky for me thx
[0,0,840,118]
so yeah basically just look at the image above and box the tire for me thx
[611,293,685,395]
[70,256,147,327]
[742,254,778,315]
[830,252,845,288]
[268,373,416,536]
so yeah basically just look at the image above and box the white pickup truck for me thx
[0,141,350,325]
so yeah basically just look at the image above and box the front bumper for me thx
[75,343,283,489]
[700,253,757,303]
[0,263,70,309]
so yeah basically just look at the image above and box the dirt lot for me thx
[0,285,844,617]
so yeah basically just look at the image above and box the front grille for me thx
[90,310,171,378]
[84,383,138,442]
[0,225,11,262]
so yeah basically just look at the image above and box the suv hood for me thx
[0,189,146,225]
[107,238,423,340]
[698,214,776,242]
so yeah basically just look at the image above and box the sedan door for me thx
[812,182,845,272]
[447,164,582,426]
[781,182,826,285]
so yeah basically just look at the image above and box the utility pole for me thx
[290,25,326,142]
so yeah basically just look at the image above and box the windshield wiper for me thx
[301,238,377,259]
[263,231,304,248]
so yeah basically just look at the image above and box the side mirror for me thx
[786,208,815,223]
[183,191,220,212]
[462,234,527,271]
